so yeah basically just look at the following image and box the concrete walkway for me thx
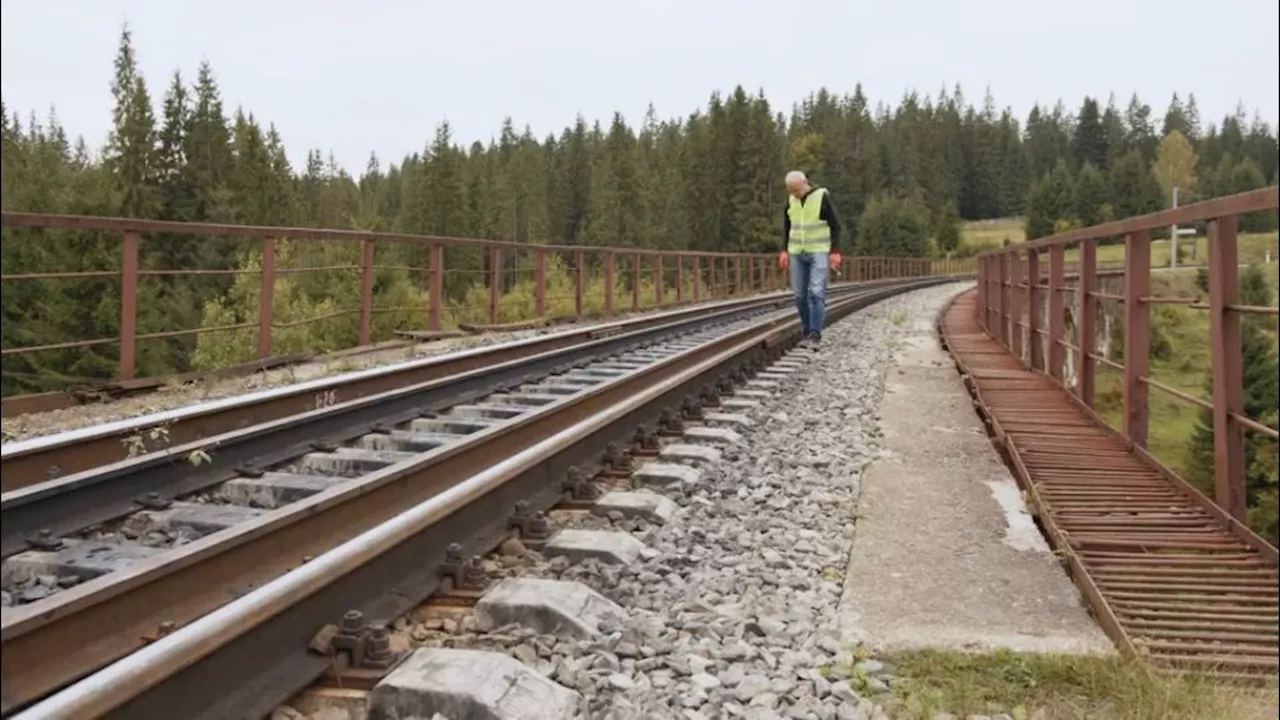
[836,287,1112,655]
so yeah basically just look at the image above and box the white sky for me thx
[3,0,1278,174]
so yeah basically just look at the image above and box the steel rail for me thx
[0,282,874,559]
[0,282,877,491]
[3,278,947,717]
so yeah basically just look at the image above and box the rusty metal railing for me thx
[974,186,1280,523]
[1,212,976,394]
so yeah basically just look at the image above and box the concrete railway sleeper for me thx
[1,277,947,719]
[1,282,909,491]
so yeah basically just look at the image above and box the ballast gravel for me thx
[373,283,974,720]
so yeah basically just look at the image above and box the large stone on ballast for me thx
[474,577,624,639]
[366,647,581,720]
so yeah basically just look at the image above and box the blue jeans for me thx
[787,251,829,335]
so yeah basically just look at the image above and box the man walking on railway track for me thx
[779,170,843,348]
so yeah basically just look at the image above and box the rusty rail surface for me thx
[2,277,945,720]
[951,186,1280,678]
[1,211,967,397]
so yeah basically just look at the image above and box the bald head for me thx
[785,170,810,198]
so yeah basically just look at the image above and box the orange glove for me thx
[778,251,789,270]
[831,251,843,270]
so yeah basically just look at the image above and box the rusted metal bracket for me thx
[681,394,704,422]
[436,542,490,602]
[658,408,685,436]
[630,425,661,457]
[508,501,550,548]
[26,528,64,551]
[601,442,634,476]
[311,611,406,690]
[561,465,603,503]
[134,492,173,510]
[699,384,721,408]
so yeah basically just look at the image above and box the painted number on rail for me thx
[314,389,338,410]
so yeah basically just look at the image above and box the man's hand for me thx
[830,251,843,270]
[778,251,789,270]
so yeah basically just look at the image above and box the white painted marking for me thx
[984,479,1050,553]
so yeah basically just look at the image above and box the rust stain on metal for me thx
[942,289,1279,681]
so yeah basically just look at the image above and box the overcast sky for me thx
[3,0,1277,174]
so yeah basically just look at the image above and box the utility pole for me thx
[1169,186,1196,269]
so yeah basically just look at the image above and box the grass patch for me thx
[879,649,1278,720]
[961,218,1027,251]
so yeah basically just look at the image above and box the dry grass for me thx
[961,218,1028,251]
[873,648,1279,720]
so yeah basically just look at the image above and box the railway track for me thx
[2,277,945,720]
[1,284,890,490]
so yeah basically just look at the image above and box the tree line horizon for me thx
[1,27,1277,397]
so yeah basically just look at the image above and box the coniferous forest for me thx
[2,27,1278,398]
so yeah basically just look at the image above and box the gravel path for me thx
[311,282,972,720]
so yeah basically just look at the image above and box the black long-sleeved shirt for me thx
[780,186,842,253]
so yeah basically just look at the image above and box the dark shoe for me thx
[806,330,821,349]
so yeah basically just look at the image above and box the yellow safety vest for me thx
[786,187,832,254]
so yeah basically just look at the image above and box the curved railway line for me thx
[1,277,945,720]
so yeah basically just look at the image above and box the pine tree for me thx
[1074,162,1109,227]
[857,192,929,257]
[1024,160,1075,239]
[103,26,160,218]
[1071,97,1110,171]
[1108,148,1161,219]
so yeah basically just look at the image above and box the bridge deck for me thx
[939,288,1279,681]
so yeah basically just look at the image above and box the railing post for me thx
[1207,215,1246,521]
[1123,231,1152,447]
[574,250,585,318]
[1027,249,1042,372]
[692,257,701,300]
[996,253,1008,346]
[535,249,547,317]
[119,230,139,381]
[655,255,664,306]
[604,251,615,318]
[735,256,742,295]
[359,237,375,346]
[1077,238,1097,406]
[976,256,987,332]
[258,237,276,359]
[676,256,685,303]
[488,247,501,324]
[632,254,641,310]
[428,243,443,332]
[1010,252,1024,361]
[1048,245,1065,381]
